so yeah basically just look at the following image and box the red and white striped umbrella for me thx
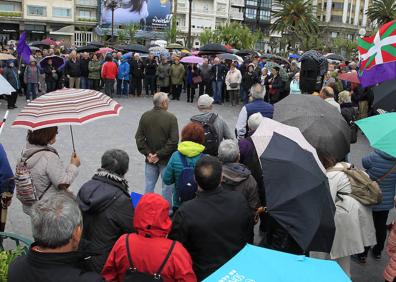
[12,88,122,130]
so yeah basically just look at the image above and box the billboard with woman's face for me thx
[101,0,172,29]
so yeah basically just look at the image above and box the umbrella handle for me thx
[0,110,9,136]
[70,125,76,153]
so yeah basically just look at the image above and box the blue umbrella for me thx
[204,244,350,282]
[289,53,300,59]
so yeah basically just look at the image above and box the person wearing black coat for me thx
[43,59,58,93]
[129,53,145,96]
[64,51,81,88]
[170,156,253,281]
[241,64,259,104]
[3,61,20,109]
[144,54,157,96]
[268,67,283,104]
[77,149,134,273]
[79,53,90,89]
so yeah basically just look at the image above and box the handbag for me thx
[192,75,202,84]
[123,234,176,282]
[229,82,239,88]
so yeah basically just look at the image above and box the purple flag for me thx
[16,32,31,65]
[358,61,396,88]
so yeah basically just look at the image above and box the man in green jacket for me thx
[135,92,179,211]
[169,57,185,100]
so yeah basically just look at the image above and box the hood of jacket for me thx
[133,193,172,238]
[178,141,205,158]
[77,172,129,213]
[375,149,396,161]
[222,163,251,186]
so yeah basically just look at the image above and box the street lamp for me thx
[187,0,192,48]
[107,0,119,44]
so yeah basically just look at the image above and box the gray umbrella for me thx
[265,61,288,81]
[274,95,351,161]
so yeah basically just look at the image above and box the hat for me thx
[197,94,214,108]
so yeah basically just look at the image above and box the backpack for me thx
[177,152,201,203]
[329,162,383,205]
[191,113,219,156]
[124,234,176,282]
[15,149,56,206]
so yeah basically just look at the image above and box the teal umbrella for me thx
[356,113,396,158]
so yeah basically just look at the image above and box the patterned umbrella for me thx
[96,47,114,54]
[180,56,203,64]
[12,89,122,151]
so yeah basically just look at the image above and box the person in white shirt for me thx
[320,86,341,113]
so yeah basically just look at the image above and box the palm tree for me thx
[366,0,396,27]
[271,0,319,50]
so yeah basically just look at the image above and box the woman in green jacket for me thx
[163,122,205,210]
[88,54,102,90]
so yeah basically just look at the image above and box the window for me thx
[259,9,270,21]
[260,0,271,9]
[53,7,71,17]
[333,2,343,10]
[27,6,46,16]
[0,2,17,11]
[331,15,342,22]
[331,32,338,38]
[246,0,257,6]
[245,8,256,19]
[217,3,226,12]
[79,9,91,18]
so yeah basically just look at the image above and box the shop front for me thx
[0,23,20,42]
[24,24,46,41]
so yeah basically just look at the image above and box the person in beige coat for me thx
[311,154,376,277]
[225,63,242,106]
[20,126,81,215]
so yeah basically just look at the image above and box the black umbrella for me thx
[274,95,350,161]
[38,55,65,69]
[260,133,336,252]
[30,41,50,49]
[236,49,260,57]
[373,79,396,112]
[77,45,100,53]
[325,53,345,61]
[199,43,231,54]
[118,44,149,53]
[88,41,105,48]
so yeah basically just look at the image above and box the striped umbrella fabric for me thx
[12,88,122,130]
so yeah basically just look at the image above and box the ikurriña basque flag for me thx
[358,20,396,88]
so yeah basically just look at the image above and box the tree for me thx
[366,0,396,27]
[271,0,319,50]
[199,29,219,45]
[122,24,140,43]
[166,17,179,43]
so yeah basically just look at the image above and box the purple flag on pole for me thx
[16,32,31,64]
[358,61,396,88]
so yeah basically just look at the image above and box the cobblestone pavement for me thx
[0,95,387,281]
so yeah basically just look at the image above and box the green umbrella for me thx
[356,113,396,158]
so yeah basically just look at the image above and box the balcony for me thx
[231,0,244,7]
[76,17,97,23]
[76,0,98,7]
[230,10,243,21]
[0,10,21,17]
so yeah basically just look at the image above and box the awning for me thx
[50,25,75,36]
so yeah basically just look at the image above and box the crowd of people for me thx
[0,44,396,282]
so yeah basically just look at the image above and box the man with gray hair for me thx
[320,86,341,113]
[235,83,273,138]
[135,92,178,211]
[8,192,103,282]
[218,139,260,215]
[191,94,234,155]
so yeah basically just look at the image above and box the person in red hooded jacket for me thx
[102,193,197,282]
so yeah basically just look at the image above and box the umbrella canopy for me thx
[29,46,41,52]
[339,72,360,84]
[96,47,114,55]
[77,45,100,53]
[356,113,396,158]
[372,79,396,112]
[236,49,260,57]
[12,89,122,130]
[199,43,231,54]
[30,41,50,49]
[217,53,243,63]
[260,133,336,252]
[265,61,289,81]
[180,56,204,64]
[0,74,16,95]
[88,41,105,48]
[289,53,300,59]
[38,55,64,69]
[261,54,290,65]
[0,53,16,61]
[203,244,350,282]
[119,44,149,53]
[274,95,351,161]
[41,38,57,46]
[325,53,345,61]
[166,43,184,50]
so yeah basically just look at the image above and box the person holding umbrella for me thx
[0,143,14,233]
[43,59,58,93]
[3,60,20,109]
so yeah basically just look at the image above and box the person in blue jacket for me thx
[117,56,130,97]
[362,149,396,259]
[0,143,15,231]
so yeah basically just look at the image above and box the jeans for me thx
[90,79,100,91]
[26,83,37,100]
[187,85,196,102]
[144,163,173,210]
[120,80,129,96]
[80,77,89,89]
[240,87,249,105]
[229,89,239,106]
[212,80,223,103]
[145,75,156,96]
[69,77,80,89]
[104,79,115,97]
[116,79,122,95]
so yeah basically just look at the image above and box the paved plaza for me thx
[0,95,388,281]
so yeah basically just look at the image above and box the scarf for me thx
[94,168,129,189]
